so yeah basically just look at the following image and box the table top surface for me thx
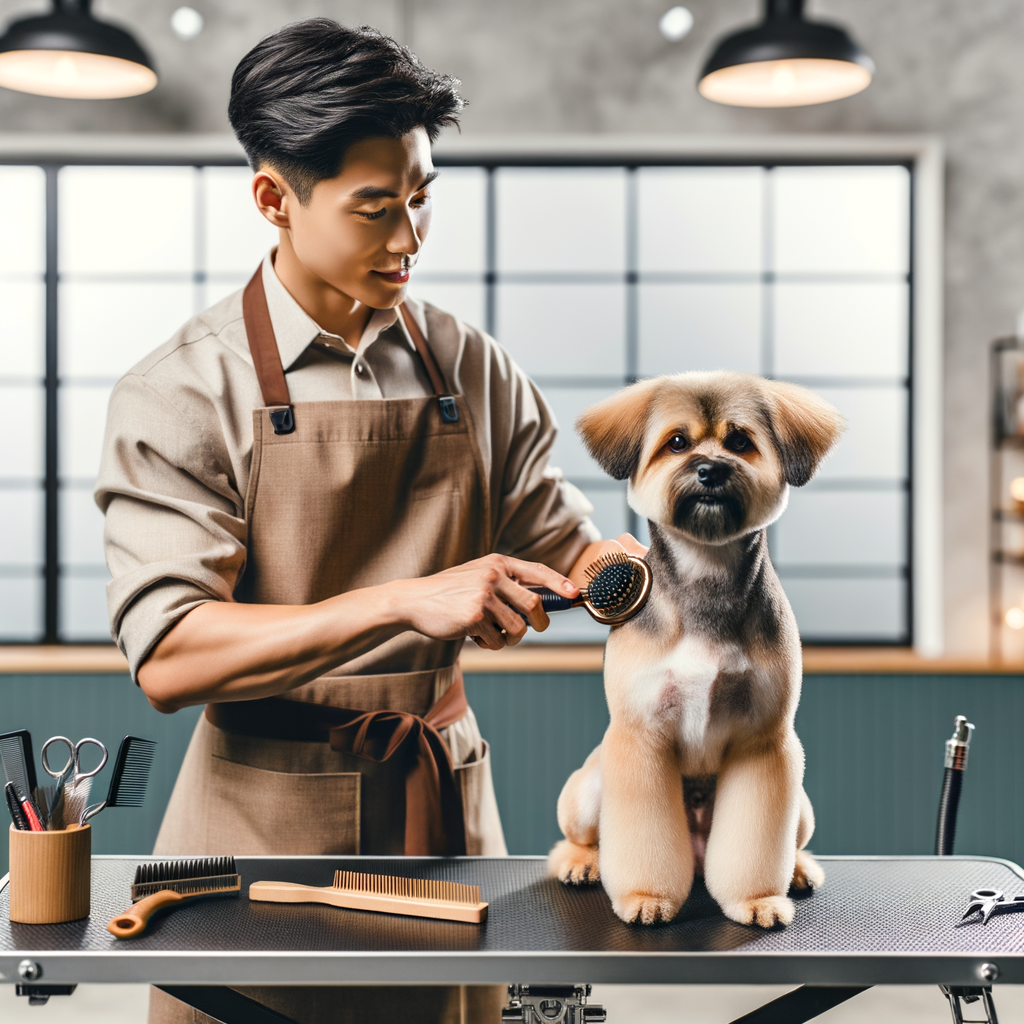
[2,855,1024,986]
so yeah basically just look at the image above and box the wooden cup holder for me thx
[8,824,91,924]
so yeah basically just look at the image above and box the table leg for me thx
[727,985,871,1024]
[155,985,301,1024]
[940,986,999,1024]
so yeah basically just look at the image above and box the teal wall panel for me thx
[1,671,1022,878]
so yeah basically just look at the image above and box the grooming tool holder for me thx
[8,824,90,924]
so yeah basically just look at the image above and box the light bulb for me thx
[659,7,694,42]
[1006,607,1024,630]
[171,7,204,41]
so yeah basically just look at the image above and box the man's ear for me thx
[576,379,661,481]
[762,380,846,487]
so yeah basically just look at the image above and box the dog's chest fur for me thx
[608,523,796,776]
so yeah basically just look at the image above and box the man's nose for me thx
[696,461,732,487]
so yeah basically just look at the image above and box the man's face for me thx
[267,128,436,309]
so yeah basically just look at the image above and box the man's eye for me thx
[724,431,753,453]
[357,208,387,220]
[667,434,688,453]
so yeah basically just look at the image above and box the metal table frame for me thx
[1,855,1018,1024]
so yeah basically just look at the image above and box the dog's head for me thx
[576,372,845,545]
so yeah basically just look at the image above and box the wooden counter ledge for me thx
[0,644,1021,675]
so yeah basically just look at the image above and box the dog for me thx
[548,371,845,928]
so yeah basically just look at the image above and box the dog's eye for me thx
[723,431,753,453]
[667,434,688,453]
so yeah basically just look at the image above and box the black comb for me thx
[131,857,239,900]
[79,736,156,825]
[0,730,36,802]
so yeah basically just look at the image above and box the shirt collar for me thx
[259,250,404,372]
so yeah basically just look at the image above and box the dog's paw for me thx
[723,895,794,929]
[791,850,825,891]
[612,891,681,926]
[548,840,600,885]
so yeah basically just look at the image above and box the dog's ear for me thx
[576,379,662,481]
[762,380,846,487]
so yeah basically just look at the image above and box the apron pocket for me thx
[454,740,507,856]
[207,755,360,855]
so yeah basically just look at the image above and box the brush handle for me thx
[107,889,184,939]
[510,587,583,622]
[249,879,488,924]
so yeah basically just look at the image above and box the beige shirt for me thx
[96,254,599,678]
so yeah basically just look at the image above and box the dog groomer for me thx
[96,19,638,1024]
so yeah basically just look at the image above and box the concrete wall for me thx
[0,0,1019,654]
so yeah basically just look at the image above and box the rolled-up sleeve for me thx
[486,343,600,574]
[95,374,248,680]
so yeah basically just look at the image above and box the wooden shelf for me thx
[0,644,1018,676]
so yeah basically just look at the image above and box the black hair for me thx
[229,19,464,204]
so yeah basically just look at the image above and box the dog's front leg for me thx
[703,733,803,928]
[599,721,692,925]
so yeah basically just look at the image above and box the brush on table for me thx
[250,870,489,924]
[107,856,241,938]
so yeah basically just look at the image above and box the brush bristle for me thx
[108,737,156,808]
[131,857,240,900]
[584,552,643,613]
[332,870,481,905]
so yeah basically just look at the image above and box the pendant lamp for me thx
[0,0,156,99]
[698,0,873,108]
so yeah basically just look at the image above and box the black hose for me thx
[935,765,963,856]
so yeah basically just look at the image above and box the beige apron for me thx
[150,269,506,1024]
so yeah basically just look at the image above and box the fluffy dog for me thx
[549,371,845,928]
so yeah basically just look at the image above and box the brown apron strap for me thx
[243,266,294,435]
[204,667,470,856]
[399,304,460,424]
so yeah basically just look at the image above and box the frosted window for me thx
[781,577,905,641]
[495,283,626,378]
[0,281,45,378]
[773,490,906,566]
[638,283,761,375]
[203,166,277,275]
[773,283,908,379]
[543,386,620,478]
[496,168,627,273]
[0,166,45,276]
[414,167,487,275]
[0,488,43,564]
[539,610,610,644]
[60,385,112,480]
[638,167,763,273]
[577,485,629,540]
[60,167,196,275]
[811,387,907,481]
[0,386,42,478]
[0,576,43,640]
[410,281,487,332]
[203,277,247,309]
[60,282,195,379]
[773,166,910,274]
[61,485,106,567]
[61,573,112,641]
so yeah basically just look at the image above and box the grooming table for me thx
[1,855,1023,1024]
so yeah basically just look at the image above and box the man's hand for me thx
[389,554,579,650]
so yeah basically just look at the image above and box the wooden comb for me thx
[107,856,241,939]
[249,869,488,924]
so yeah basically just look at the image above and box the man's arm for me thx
[137,554,578,713]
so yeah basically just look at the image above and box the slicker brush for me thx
[520,550,652,626]
[107,856,241,939]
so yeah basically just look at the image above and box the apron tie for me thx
[205,670,469,856]
[328,677,468,856]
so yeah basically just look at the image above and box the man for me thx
[97,18,638,1024]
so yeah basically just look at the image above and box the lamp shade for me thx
[698,0,873,108]
[0,0,156,99]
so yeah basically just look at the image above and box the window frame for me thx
[0,132,943,655]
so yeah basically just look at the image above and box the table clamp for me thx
[502,984,606,1023]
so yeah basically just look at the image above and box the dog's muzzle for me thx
[673,461,745,539]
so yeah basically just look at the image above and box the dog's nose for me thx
[696,461,731,487]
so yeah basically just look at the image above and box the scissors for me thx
[41,736,108,788]
[961,889,1024,925]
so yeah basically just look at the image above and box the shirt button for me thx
[355,363,364,375]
